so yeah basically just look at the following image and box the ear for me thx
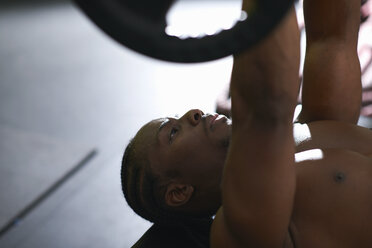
[164,183,194,207]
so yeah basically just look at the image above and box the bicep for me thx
[219,124,296,248]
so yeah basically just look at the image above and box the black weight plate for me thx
[74,0,294,63]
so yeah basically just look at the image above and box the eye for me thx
[169,127,178,142]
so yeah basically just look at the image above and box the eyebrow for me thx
[156,119,170,144]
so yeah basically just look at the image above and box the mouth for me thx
[209,114,218,127]
[209,114,226,129]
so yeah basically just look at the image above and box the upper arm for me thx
[215,121,296,248]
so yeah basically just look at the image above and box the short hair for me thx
[121,137,212,226]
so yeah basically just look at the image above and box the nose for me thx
[181,109,204,126]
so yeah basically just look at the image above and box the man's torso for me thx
[290,120,372,247]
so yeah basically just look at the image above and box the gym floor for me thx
[0,0,235,247]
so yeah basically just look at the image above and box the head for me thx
[121,109,231,224]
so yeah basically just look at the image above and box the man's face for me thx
[138,109,231,188]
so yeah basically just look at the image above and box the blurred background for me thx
[0,0,239,247]
[2,0,372,247]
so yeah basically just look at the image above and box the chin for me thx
[221,136,230,149]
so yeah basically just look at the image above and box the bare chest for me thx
[292,149,372,247]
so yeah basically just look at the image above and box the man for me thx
[123,0,372,246]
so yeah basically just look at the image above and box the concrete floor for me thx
[0,1,235,247]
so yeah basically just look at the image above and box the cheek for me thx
[177,134,226,162]
[189,146,224,170]
[174,133,207,153]
[171,132,226,169]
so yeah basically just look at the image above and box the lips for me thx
[209,114,220,128]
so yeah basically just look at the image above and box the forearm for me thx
[304,0,360,45]
[298,0,362,124]
[230,6,300,125]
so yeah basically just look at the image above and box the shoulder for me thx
[210,208,245,248]
[211,208,296,248]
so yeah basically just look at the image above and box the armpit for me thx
[284,222,299,248]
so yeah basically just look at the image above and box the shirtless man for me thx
[122,0,372,246]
